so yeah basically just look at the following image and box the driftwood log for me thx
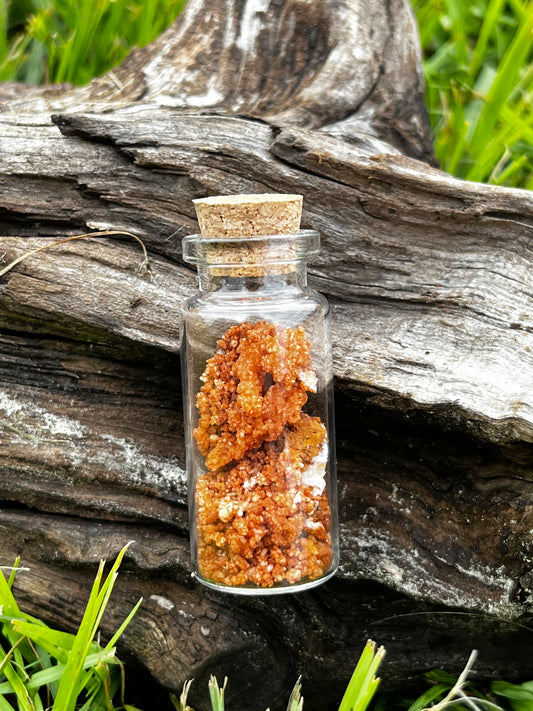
[1,0,533,708]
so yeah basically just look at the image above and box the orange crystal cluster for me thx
[194,321,332,588]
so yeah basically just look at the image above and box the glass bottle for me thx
[181,196,338,594]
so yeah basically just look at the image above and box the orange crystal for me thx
[194,321,332,588]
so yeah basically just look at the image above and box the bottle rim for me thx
[182,229,320,267]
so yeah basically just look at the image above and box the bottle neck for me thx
[182,230,320,294]
[197,262,308,293]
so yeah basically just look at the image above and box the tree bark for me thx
[1,0,532,708]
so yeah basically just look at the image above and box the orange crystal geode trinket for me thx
[182,193,338,593]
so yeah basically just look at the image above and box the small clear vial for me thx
[181,196,338,594]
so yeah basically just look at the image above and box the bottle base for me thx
[192,566,338,595]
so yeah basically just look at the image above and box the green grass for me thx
[2,555,532,711]
[1,558,386,711]
[0,0,186,85]
[0,545,143,711]
[411,0,533,189]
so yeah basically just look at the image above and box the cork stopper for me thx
[193,194,302,238]
[192,194,303,276]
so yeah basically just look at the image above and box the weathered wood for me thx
[1,0,533,708]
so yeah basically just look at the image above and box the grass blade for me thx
[170,679,194,711]
[469,0,506,78]
[51,561,106,709]
[0,567,21,618]
[0,0,7,62]
[0,696,16,711]
[338,640,385,711]
[5,559,21,593]
[104,597,143,651]
[11,620,76,663]
[407,683,452,711]
[469,6,533,159]
[52,543,133,711]
[208,676,227,711]
[0,636,26,677]
[286,677,303,711]
[0,641,35,711]
[0,649,116,695]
